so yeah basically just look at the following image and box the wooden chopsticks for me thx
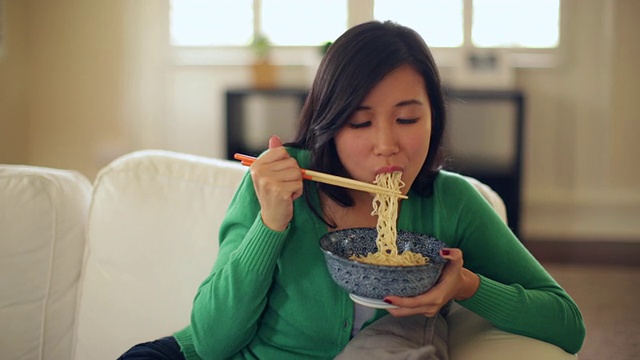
[234,153,408,199]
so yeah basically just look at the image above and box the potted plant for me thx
[320,41,333,56]
[250,33,277,89]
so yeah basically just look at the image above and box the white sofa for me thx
[0,150,576,360]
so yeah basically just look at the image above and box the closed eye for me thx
[348,121,371,129]
[397,118,419,124]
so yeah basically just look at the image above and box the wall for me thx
[0,0,28,164]
[24,0,130,176]
[0,0,638,242]
[518,0,640,241]
[0,0,168,177]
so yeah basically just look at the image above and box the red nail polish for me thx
[383,298,393,304]
[441,249,450,256]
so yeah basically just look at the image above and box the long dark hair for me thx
[286,21,446,223]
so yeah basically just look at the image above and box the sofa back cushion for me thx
[0,165,92,360]
[73,150,246,360]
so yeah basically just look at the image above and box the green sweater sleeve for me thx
[185,172,290,359]
[435,173,586,354]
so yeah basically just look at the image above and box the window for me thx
[374,0,464,48]
[170,0,562,66]
[261,0,347,46]
[374,0,560,49]
[170,0,346,47]
[472,0,560,48]
[170,0,253,46]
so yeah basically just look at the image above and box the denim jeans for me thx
[118,336,185,360]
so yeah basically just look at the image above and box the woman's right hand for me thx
[249,135,304,231]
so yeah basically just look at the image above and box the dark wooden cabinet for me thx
[226,88,524,237]
[442,89,525,237]
[226,88,308,160]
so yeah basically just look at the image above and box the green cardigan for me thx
[174,148,585,359]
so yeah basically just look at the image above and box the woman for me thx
[119,20,585,360]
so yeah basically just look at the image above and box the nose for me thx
[373,122,399,157]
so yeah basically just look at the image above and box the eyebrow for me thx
[355,99,423,111]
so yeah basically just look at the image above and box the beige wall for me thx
[26,0,129,175]
[0,0,168,176]
[609,0,640,188]
[518,0,640,240]
[0,0,28,164]
[0,0,638,241]
[26,0,171,177]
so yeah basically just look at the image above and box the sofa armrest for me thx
[463,175,508,224]
[448,302,577,360]
[0,165,92,360]
[451,178,576,359]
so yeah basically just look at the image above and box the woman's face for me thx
[335,64,431,195]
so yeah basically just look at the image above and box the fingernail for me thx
[383,298,393,304]
[441,249,450,256]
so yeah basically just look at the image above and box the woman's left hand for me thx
[383,248,480,318]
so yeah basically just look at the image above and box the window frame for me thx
[170,0,563,68]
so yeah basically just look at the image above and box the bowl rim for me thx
[319,227,448,269]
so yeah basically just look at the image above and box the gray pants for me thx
[335,314,448,360]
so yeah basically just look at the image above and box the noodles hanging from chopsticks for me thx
[350,172,428,266]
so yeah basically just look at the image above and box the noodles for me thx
[350,172,429,266]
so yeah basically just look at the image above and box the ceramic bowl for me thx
[319,228,447,300]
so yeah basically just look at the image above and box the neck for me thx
[320,191,378,231]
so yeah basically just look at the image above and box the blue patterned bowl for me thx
[319,228,448,299]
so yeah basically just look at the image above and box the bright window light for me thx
[261,0,347,46]
[170,0,253,46]
[374,0,464,48]
[169,0,562,63]
[472,0,560,48]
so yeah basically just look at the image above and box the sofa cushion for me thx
[0,165,92,360]
[448,302,577,359]
[73,150,247,359]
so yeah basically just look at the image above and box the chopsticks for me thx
[234,153,408,199]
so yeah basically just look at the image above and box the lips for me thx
[375,166,403,175]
